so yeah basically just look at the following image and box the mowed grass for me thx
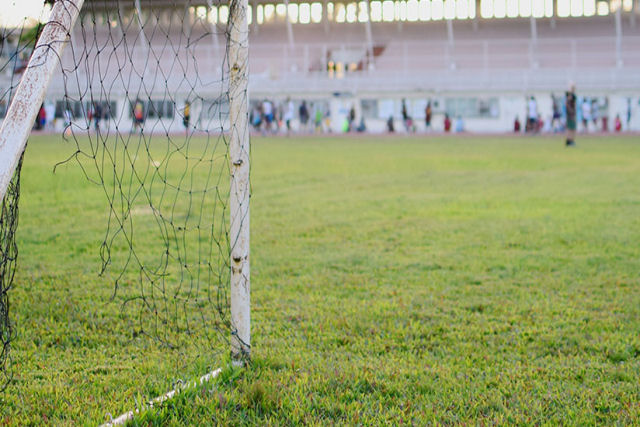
[3,134,640,425]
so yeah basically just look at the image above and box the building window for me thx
[361,99,379,119]
[201,97,230,120]
[445,97,499,118]
[128,100,174,120]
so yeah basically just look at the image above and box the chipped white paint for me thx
[227,0,251,362]
[0,0,84,203]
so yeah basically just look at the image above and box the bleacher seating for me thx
[241,16,640,91]
[3,14,639,96]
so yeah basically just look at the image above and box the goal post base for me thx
[100,367,226,427]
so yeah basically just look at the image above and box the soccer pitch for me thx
[4,134,640,424]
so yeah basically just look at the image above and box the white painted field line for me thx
[101,368,223,427]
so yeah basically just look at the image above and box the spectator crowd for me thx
[515,92,633,135]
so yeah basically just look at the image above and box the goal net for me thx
[0,15,43,394]
[0,0,250,416]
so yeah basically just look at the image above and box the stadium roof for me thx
[2,0,631,30]
[83,0,223,6]
[82,0,267,5]
[83,0,621,5]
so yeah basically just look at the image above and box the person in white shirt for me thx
[283,98,295,136]
[262,99,274,133]
[45,102,56,131]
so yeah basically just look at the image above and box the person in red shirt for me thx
[514,116,521,133]
[37,105,46,130]
[444,114,452,132]
[614,114,622,132]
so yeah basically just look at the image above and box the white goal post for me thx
[228,0,252,363]
[0,0,250,365]
[0,0,85,202]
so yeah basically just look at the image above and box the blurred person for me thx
[274,103,283,133]
[36,104,45,130]
[551,94,562,132]
[103,103,111,122]
[250,103,262,131]
[514,116,521,133]
[324,110,332,133]
[182,101,190,136]
[314,107,323,133]
[133,99,144,132]
[348,105,356,132]
[401,100,407,126]
[94,102,102,132]
[626,98,632,130]
[542,115,552,133]
[444,114,451,132]
[601,97,609,132]
[401,99,412,132]
[560,95,567,131]
[87,103,94,130]
[455,115,464,133]
[591,98,598,128]
[615,114,622,132]
[342,117,350,133]
[565,85,577,147]
[356,117,366,132]
[39,104,46,129]
[527,96,538,134]
[575,96,583,127]
[45,101,55,131]
[387,116,395,133]
[262,99,274,133]
[299,100,309,132]
[601,115,609,132]
[283,98,294,136]
[425,101,432,131]
[64,107,73,137]
[581,98,591,132]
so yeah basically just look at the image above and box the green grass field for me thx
[3,134,640,425]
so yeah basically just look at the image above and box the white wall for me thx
[7,91,637,135]
[318,91,640,134]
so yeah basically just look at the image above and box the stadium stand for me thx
[1,1,639,132]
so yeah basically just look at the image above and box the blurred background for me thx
[1,0,638,134]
